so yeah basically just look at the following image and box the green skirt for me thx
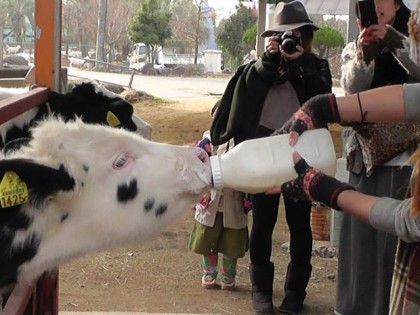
[188,212,249,259]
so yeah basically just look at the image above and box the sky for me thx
[206,1,350,23]
[207,0,239,21]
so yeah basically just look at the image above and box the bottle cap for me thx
[210,155,224,190]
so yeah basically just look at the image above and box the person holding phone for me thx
[359,0,379,28]
[338,1,412,315]
[269,82,420,315]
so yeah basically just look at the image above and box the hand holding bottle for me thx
[272,94,341,141]
[278,152,354,210]
[210,129,337,194]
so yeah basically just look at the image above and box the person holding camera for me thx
[337,1,414,314]
[210,1,331,314]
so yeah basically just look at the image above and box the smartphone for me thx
[357,0,378,28]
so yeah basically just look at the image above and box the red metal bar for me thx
[3,282,36,315]
[2,0,62,312]
[36,269,59,315]
[0,87,50,125]
[0,86,55,315]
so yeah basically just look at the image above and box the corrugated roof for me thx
[297,0,350,15]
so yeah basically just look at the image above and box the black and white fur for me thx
[0,118,210,299]
[0,82,152,146]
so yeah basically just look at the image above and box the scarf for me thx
[390,240,420,314]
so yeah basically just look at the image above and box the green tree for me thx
[129,0,172,64]
[216,4,257,70]
[242,24,257,52]
[312,25,345,59]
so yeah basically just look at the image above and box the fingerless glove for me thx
[273,93,341,136]
[281,157,355,210]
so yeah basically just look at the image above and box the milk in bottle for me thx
[210,129,337,194]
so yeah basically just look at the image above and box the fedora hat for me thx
[261,1,319,37]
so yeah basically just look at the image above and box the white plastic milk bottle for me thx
[210,129,337,194]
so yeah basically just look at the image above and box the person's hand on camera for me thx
[280,44,304,61]
[266,35,304,61]
[270,152,355,210]
[266,36,280,55]
[272,93,341,140]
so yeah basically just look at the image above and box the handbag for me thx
[351,122,420,176]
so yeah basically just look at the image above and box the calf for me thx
[5,45,21,55]
[0,118,211,299]
[0,82,152,145]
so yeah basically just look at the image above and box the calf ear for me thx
[107,100,134,128]
[0,159,75,209]
[2,138,31,155]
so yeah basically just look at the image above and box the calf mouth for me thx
[184,148,212,195]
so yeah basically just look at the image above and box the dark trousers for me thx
[249,192,312,267]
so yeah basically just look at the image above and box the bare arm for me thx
[336,84,405,122]
[275,83,420,142]
[335,190,379,222]
[278,153,420,242]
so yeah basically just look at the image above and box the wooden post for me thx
[33,1,62,314]
[256,0,266,57]
[35,0,62,92]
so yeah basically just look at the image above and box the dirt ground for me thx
[59,92,343,315]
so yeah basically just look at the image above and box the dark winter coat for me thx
[210,52,332,146]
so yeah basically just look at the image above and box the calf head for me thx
[49,82,137,131]
[0,82,151,148]
[0,118,211,292]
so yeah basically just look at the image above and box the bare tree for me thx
[62,0,97,56]
[0,1,7,67]
[95,0,107,70]
[104,0,137,62]
[170,0,209,64]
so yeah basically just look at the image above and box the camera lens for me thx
[281,38,297,54]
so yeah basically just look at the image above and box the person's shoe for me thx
[201,273,217,289]
[221,275,236,290]
[250,263,275,314]
[278,290,306,314]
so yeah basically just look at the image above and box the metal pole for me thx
[257,0,266,57]
[95,0,107,71]
[347,0,359,43]
[0,27,3,69]
[128,69,135,88]
[54,0,62,92]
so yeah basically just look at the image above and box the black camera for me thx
[277,31,302,54]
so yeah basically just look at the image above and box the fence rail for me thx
[0,87,58,315]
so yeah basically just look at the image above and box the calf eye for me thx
[114,153,128,169]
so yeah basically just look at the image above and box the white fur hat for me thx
[407,0,420,65]
[404,0,419,10]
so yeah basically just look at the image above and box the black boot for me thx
[250,262,274,314]
[279,263,312,314]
